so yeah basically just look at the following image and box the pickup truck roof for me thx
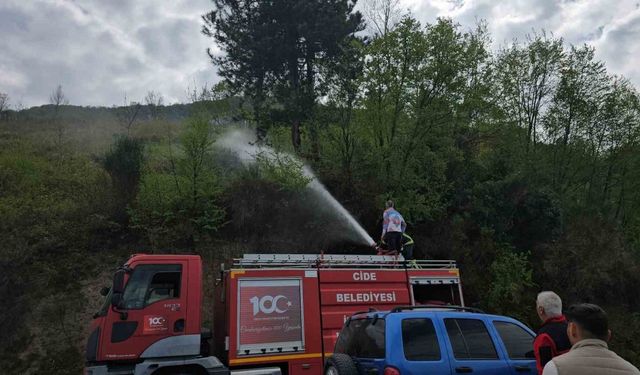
[346,305,492,324]
[349,309,530,324]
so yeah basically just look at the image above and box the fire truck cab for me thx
[85,254,463,375]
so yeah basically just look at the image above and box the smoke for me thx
[216,129,376,246]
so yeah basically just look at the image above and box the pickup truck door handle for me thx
[455,367,473,373]
[514,366,531,372]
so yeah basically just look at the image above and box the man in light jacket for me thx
[542,303,640,375]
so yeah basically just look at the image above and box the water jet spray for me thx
[217,129,376,247]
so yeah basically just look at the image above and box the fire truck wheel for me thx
[325,354,358,375]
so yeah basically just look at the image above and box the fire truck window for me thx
[402,318,441,361]
[445,318,498,360]
[493,321,534,359]
[121,265,182,309]
[146,271,181,305]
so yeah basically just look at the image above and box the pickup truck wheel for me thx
[326,354,358,375]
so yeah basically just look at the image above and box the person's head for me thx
[385,200,394,209]
[536,291,563,322]
[565,303,611,345]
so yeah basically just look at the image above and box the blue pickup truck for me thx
[326,306,537,375]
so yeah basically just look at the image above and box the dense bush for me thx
[129,116,225,249]
[101,136,145,222]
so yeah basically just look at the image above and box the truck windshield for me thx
[121,264,182,309]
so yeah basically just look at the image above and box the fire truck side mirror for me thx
[111,293,122,308]
[113,269,125,293]
[111,269,126,307]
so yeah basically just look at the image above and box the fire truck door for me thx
[100,261,189,360]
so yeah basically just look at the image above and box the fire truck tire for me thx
[325,354,358,375]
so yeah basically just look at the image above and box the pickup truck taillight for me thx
[384,366,400,375]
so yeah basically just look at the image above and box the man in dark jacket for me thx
[534,291,572,375]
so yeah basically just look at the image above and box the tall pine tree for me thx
[203,0,363,152]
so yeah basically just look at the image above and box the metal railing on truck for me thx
[232,253,457,269]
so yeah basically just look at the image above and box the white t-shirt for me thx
[382,208,405,235]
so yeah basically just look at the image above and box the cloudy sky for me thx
[1,0,639,108]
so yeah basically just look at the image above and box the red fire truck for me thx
[85,253,464,375]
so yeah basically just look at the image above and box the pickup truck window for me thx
[493,321,534,359]
[335,318,386,358]
[445,318,498,360]
[121,264,182,309]
[402,318,441,361]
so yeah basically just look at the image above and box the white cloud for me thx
[397,0,640,84]
[0,0,217,107]
[592,7,640,83]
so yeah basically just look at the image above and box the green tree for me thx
[130,115,225,248]
[362,16,425,184]
[496,34,564,153]
[0,92,9,120]
[322,38,366,192]
[486,247,535,321]
[49,84,69,145]
[543,45,607,193]
[101,136,145,222]
[254,150,312,191]
[144,90,164,120]
[203,0,364,152]
[594,78,640,218]
[363,0,401,36]
[360,17,493,222]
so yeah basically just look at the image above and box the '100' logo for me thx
[249,295,291,316]
[148,316,165,326]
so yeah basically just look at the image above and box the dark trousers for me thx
[383,232,402,252]
[403,244,414,260]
